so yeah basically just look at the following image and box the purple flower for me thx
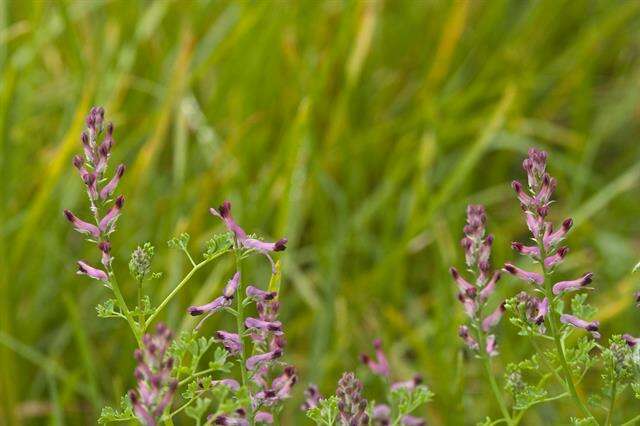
[449,267,476,297]
[543,246,569,268]
[503,263,543,285]
[402,415,426,426]
[210,201,287,272]
[482,302,506,332]
[512,180,533,206]
[246,286,277,302]
[211,409,249,426]
[623,334,640,347]
[457,292,478,318]
[212,379,240,391]
[542,218,573,249]
[300,384,322,411]
[560,314,600,339]
[390,375,423,391]
[223,272,241,299]
[254,411,273,424]
[98,241,112,268]
[246,349,283,370]
[100,164,126,200]
[64,210,100,238]
[360,339,390,377]
[99,195,124,233]
[129,323,178,426]
[77,260,108,282]
[188,296,231,316]
[478,271,501,302]
[372,404,391,425]
[215,331,243,355]
[458,325,479,350]
[552,273,594,295]
[486,334,498,357]
[245,317,283,334]
[511,242,540,257]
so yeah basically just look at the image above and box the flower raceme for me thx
[64,107,126,283]
[451,205,504,357]
[128,323,178,426]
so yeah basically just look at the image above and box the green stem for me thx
[144,249,229,330]
[137,277,144,326]
[605,365,618,426]
[538,241,597,423]
[234,250,253,425]
[108,270,142,347]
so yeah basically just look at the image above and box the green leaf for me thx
[389,385,433,417]
[98,395,135,424]
[95,299,126,320]
[204,232,234,259]
[306,396,339,426]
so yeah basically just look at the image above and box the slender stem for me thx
[538,241,597,423]
[482,351,513,425]
[473,319,513,425]
[530,336,565,387]
[137,277,144,326]
[144,249,229,330]
[605,362,618,426]
[108,270,142,347]
[234,249,253,425]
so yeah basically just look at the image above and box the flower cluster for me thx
[64,106,126,283]
[335,372,369,425]
[505,148,598,338]
[451,205,504,357]
[128,323,178,426]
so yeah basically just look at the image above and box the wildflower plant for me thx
[65,108,291,425]
[304,339,432,425]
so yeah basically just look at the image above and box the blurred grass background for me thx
[2,0,640,424]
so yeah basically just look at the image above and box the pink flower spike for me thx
[511,242,540,257]
[482,302,505,332]
[223,272,241,299]
[503,263,543,285]
[479,271,501,302]
[544,246,569,268]
[552,273,593,295]
[77,260,108,281]
[64,210,100,238]
[100,164,126,200]
[543,218,573,248]
[560,314,600,339]
[99,195,124,232]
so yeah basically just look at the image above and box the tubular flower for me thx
[77,260,108,282]
[458,325,479,350]
[482,303,506,332]
[65,107,126,284]
[215,331,243,355]
[503,263,543,285]
[560,314,601,339]
[128,323,178,426]
[210,201,287,272]
[390,375,423,391]
[360,339,390,377]
[300,385,323,411]
[552,273,594,295]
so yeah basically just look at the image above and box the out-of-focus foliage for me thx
[1,0,640,424]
